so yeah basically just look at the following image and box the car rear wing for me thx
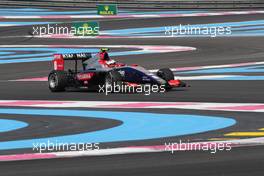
[53,53,92,71]
[60,53,92,60]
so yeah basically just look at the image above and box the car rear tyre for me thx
[48,70,67,92]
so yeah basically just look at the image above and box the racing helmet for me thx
[100,48,109,52]
[99,48,110,61]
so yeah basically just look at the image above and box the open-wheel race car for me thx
[48,49,187,93]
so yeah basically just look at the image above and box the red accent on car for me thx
[76,73,95,81]
[98,59,107,66]
[53,54,64,71]
[115,63,125,67]
[125,82,140,87]
[131,64,138,67]
[168,79,181,87]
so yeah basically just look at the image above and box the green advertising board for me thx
[72,21,99,36]
[97,4,118,15]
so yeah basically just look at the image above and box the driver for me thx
[99,48,110,61]
[99,48,116,66]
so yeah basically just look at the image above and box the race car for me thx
[48,49,187,93]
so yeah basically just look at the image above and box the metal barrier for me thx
[0,0,264,9]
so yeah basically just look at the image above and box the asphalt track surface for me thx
[1,146,264,176]
[0,8,264,176]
